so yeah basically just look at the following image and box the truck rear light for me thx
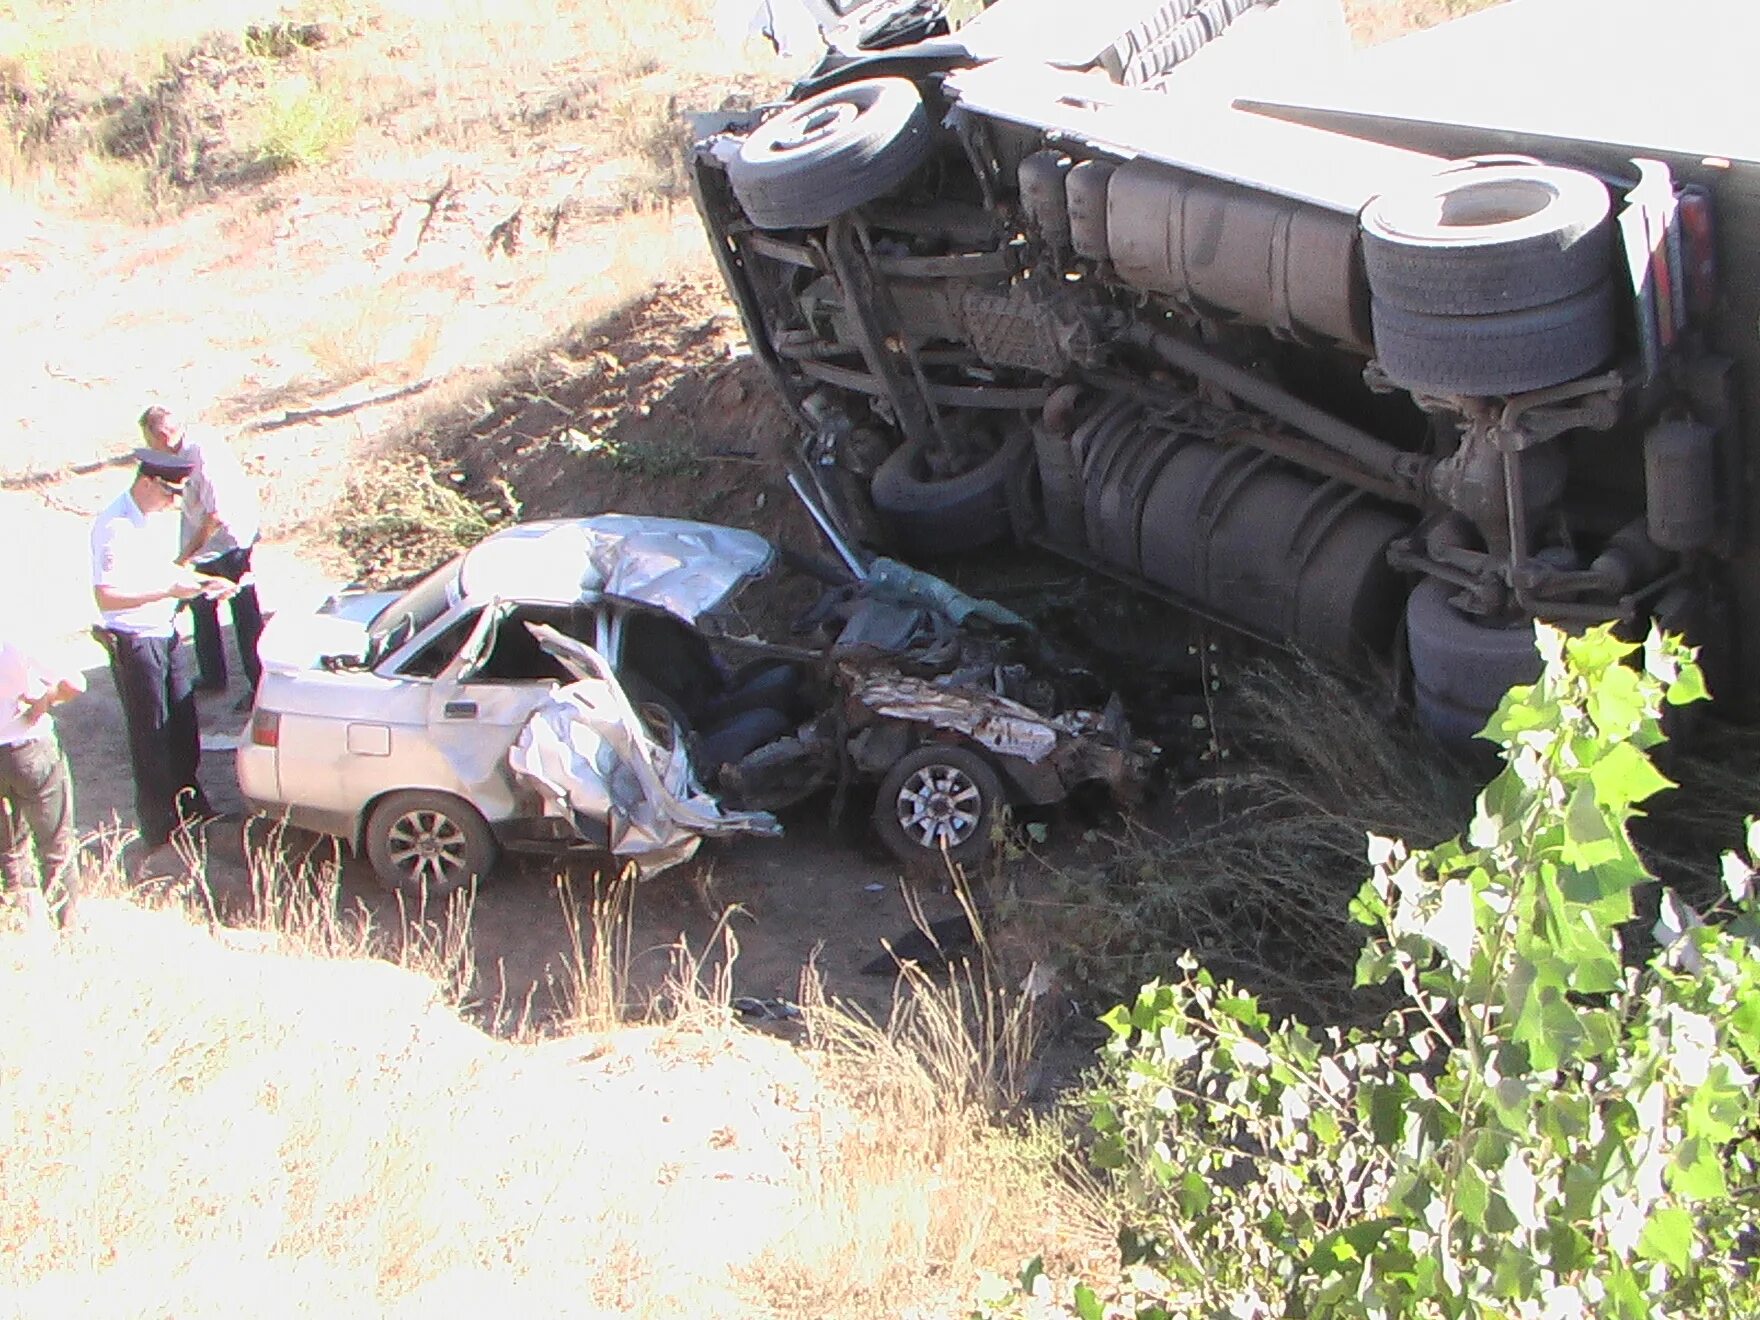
[250,710,281,748]
[1678,187,1717,321]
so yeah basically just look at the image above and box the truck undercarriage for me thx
[692,0,1751,744]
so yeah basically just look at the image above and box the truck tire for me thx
[1405,578,1543,745]
[870,432,1031,556]
[728,78,932,231]
[1371,278,1615,396]
[1362,163,1613,315]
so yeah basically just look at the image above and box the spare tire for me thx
[1372,278,1615,396]
[871,431,1032,556]
[727,78,932,231]
[1362,163,1613,315]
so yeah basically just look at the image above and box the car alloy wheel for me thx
[872,743,1005,871]
[895,761,985,851]
[384,807,471,889]
[364,790,498,898]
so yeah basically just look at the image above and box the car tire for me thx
[1371,278,1615,396]
[364,790,498,899]
[1362,163,1613,315]
[872,743,1005,872]
[1405,578,1543,745]
[870,431,1031,556]
[727,77,932,231]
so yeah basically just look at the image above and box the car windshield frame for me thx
[364,557,463,667]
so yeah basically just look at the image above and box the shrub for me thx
[250,73,356,170]
[984,624,1760,1318]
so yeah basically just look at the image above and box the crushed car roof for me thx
[456,515,777,624]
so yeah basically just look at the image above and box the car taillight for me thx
[250,710,281,748]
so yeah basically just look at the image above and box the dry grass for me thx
[1341,0,1507,46]
[0,833,1092,1318]
[1,0,775,214]
[1038,659,1471,1021]
[327,446,520,584]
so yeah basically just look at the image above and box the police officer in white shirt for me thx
[0,637,84,925]
[90,447,234,852]
[138,406,264,698]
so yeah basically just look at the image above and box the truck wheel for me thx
[364,790,498,899]
[873,743,1005,872]
[727,78,932,230]
[1405,578,1543,746]
[1371,278,1614,396]
[1362,163,1613,315]
[870,432,1031,556]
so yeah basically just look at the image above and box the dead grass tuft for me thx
[1041,658,1471,1021]
[329,446,520,584]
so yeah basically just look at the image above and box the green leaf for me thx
[1565,625,1637,678]
[1637,1206,1694,1270]
[1454,1162,1490,1229]
[1723,850,1754,904]
[1665,656,1709,706]
[1099,1004,1133,1040]
[1363,1080,1409,1148]
[1670,1135,1729,1201]
[1176,1170,1211,1217]
[1073,1283,1104,1320]
[1305,1219,1392,1278]
[1560,785,1621,868]
[1588,739,1675,811]
[1601,1262,1653,1320]
[1584,659,1648,736]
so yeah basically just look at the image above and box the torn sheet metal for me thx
[846,670,1088,763]
[509,626,780,876]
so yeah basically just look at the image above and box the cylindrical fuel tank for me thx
[1058,398,1409,658]
[1018,150,1073,253]
[1644,418,1717,551]
[1066,159,1117,263]
[1104,158,1372,352]
[1137,433,1408,656]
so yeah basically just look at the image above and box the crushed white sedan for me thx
[239,514,1152,895]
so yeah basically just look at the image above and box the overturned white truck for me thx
[692,0,1752,742]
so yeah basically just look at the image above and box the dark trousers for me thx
[105,630,210,849]
[191,545,264,690]
[0,729,76,901]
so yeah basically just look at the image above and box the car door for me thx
[266,604,479,834]
[424,602,563,824]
